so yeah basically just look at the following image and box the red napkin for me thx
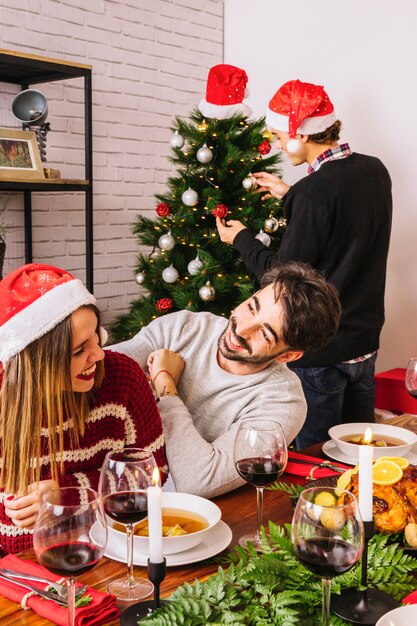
[284,450,351,479]
[0,554,120,625]
[403,589,417,604]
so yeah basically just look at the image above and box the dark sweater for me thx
[234,153,392,367]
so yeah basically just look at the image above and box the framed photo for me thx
[0,129,44,180]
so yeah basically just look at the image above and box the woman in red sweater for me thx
[0,263,167,555]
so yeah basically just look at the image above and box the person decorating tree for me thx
[216,79,392,448]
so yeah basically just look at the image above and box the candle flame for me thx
[152,466,161,486]
[363,427,373,445]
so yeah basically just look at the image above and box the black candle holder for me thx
[120,558,171,625]
[331,521,399,625]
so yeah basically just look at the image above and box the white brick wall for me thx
[0,0,224,328]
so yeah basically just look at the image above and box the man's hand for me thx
[252,172,290,200]
[216,217,247,245]
[147,349,185,396]
[4,479,57,530]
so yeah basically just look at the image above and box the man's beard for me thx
[218,318,285,365]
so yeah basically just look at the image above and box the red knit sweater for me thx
[0,350,167,555]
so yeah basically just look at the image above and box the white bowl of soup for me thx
[328,422,417,460]
[106,492,221,555]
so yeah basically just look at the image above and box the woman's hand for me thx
[252,171,290,200]
[147,349,185,395]
[4,479,57,530]
[215,217,247,245]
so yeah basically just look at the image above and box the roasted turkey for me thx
[345,465,417,534]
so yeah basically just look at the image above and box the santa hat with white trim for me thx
[0,263,96,364]
[266,79,337,153]
[198,64,252,119]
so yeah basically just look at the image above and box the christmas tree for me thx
[110,66,285,341]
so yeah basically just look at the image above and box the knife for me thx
[0,573,67,606]
[288,458,348,473]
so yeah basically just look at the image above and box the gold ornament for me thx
[262,129,274,142]
[197,120,209,132]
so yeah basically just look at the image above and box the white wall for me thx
[225,0,417,373]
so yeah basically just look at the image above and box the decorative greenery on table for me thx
[141,522,417,626]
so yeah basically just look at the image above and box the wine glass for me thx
[291,487,363,626]
[33,486,107,626]
[98,447,157,601]
[405,358,417,398]
[234,419,288,550]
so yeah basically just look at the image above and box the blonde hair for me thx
[0,305,104,494]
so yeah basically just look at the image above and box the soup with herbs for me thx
[113,508,208,537]
[340,434,406,447]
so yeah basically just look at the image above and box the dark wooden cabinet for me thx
[0,48,94,291]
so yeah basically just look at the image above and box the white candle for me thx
[147,467,164,563]
[358,427,374,522]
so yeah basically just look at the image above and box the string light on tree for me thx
[162,265,179,283]
[199,280,216,301]
[170,130,184,148]
[187,255,203,275]
[264,216,279,233]
[255,229,271,247]
[135,271,146,285]
[158,231,176,251]
[196,143,213,164]
[182,187,199,206]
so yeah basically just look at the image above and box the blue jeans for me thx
[291,353,377,449]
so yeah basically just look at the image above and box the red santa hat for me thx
[0,263,96,363]
[266,80,337,153]
[198,64,252,119]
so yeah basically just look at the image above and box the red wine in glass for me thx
[235,456,285,487]
[103,490,148,524]
[39,542,102,577]
[294,538,361,578]
[33,486,106,626]
[98,448,157,601]
[233,420,288,550]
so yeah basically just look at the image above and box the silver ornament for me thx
[255,230,271,247]
[264,217,279,233]
[187,257,203,275]
[135,271,146,285]
[242,176,254,190]
[149,246,162,260]
[158,231,176,251]
[199,281,216,301]
[162,265,179,283]
[182,187,199,206]
[170,130,184,149]
[277,217,287,228]
[196,143,213,164]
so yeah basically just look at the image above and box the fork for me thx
[0,568,88,601]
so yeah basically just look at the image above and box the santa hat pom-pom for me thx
[286,138,301,154]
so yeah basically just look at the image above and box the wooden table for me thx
[0,445,322,625]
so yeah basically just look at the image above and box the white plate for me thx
[375,603,417,625]
[322,440,417,465]
[91,520,232,567]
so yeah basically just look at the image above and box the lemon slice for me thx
[314,491,336,507]
[374,456,409,470]
[336,469,355,494]
[372,460,403,485]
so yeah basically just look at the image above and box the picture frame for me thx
[0,128,45,180]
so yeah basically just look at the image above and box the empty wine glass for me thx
[33,486,107,626]
[234,419,288,550]
[291,487,363,626]
[98,447,157,601]
[405,358,417,399]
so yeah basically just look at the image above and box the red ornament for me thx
[155,203,171,217]
[258,140,271,155]
[212,203,228,218]
[156,297,173,311]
